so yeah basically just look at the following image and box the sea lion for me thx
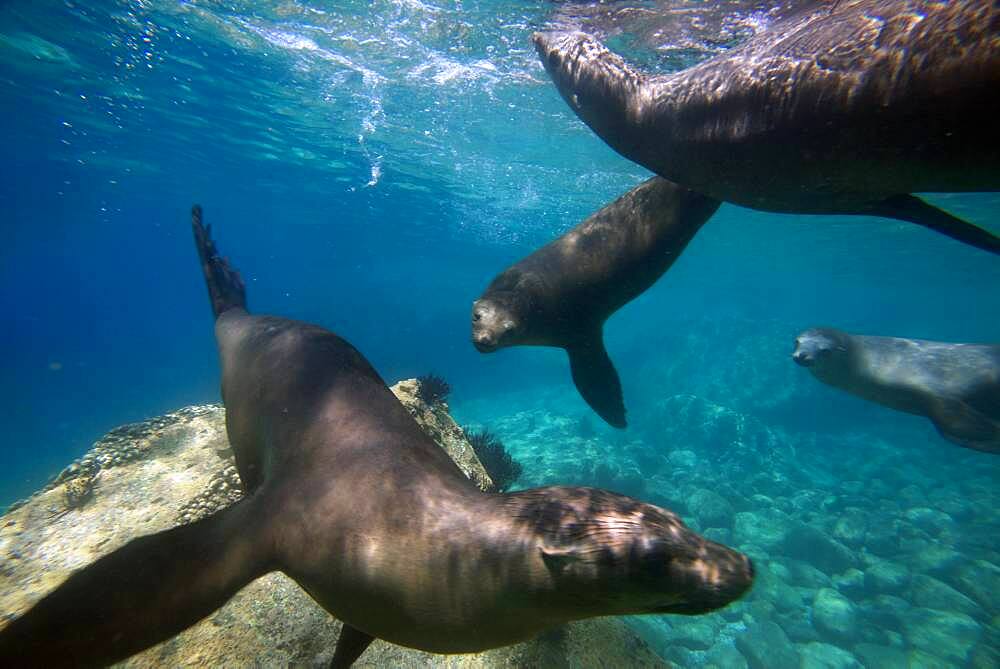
[472,176,720,427]
[533,0,1000,255]
[0,206,754,667]
[793,327,1000,453]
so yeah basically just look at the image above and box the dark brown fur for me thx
[535,0,1000,254]
[472,177,720,427]
[0,206,753,668]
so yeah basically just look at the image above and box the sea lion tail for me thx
[0,495,275,667]
[533,31,649,165]
[567,331,627,428]
[192,204,248,318]
[868,194,1000,256]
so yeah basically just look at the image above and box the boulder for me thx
[811,588,858,641]
[799,642,862,669]
[783,523,856,574]
[688,488,735,530]
[734,621,799,669]
[902,607,982,665]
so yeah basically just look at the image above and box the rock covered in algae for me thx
[0,381,666,668]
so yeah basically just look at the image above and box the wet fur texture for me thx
[472,177,720,427]
[793,327,1000,453]
[0,207,753,668]
[534,0,1000,255]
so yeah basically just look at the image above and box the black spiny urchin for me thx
[416,373,451,406]
[465,428,523,493]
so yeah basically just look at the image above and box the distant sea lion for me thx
[0,206,753,667]
[793,327,1000,453]
[533,0,1000,255]
[472,176,720,427]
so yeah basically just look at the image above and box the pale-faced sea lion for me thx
[0,206,753,667]
[472,176,720,427]
[793,327,1000,453]
[533,0,1000,255]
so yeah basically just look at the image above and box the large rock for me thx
[733,509,791,552]
[811,588,857,641]
[902,607,982,665]
[734,621,799,669]
[949,559,1000,616]
[909,574,981,620]
[783,523,857,575]
[853,643,908,669]
[688,488,735,530]
[0,385,666,668]
[799,642,862,669]
[865,559,911,595]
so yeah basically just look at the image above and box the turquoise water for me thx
[1,1,998,666]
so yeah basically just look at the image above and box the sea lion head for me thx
[513,487,754,617]
[471,295,521,352]
[472,270,538,352]
[792,327,851,370]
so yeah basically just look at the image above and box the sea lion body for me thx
[534,0,1000,254]
[472,176,720,427]
[0,207,753,667]
[793,327,1000,453]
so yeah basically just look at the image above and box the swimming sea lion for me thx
[472,176,720,427]
[0,206,753,667]
[533,0,1000,255]
[793,327,1000,453]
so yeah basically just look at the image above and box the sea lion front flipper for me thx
[927,399,1000,454]
[868,194,1000,256]
[0,496,273,667]
[567,332,626,428]
[330,624,375,668]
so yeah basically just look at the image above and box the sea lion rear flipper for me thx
[192,204,248,318]
[927,399,1000,453]
[330,624,376,668]
[0,496,273,667]
[869,194,1000,256]
[567,333,627,428]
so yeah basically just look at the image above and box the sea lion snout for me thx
[792,343,813,367]
[471,299,517,352]
[658,544,755,615]
[793,328,846,368]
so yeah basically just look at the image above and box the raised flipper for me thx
[927,398,1000,454]
[193,204,248,318]
[0,496,274,667]
[869,194,1000,256]
[567,330,626,428]
[330,624,376,668]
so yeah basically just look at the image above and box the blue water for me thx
[2,1,999,666]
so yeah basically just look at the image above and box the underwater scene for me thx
[1,1,998,667]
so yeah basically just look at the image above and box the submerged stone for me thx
[734,621,799,669]
[854,643,908,669]
[865,559,911,595]
[688,488,735,530]
[783,523,856,574]
[903,607,982,664]
[909,574,981,620]
[811,588,857,641]
[733,509,790,552]
[799,641,862,669]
